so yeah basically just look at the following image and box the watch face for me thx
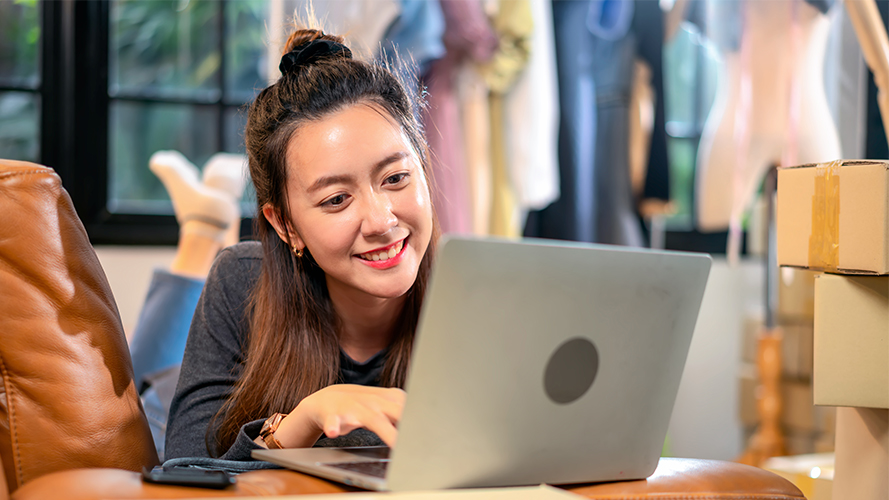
[262,413,284,432]
[260,413,286,448]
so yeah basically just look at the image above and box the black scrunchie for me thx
[279,39,353,75]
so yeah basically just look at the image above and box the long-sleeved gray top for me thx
[165,241,386,461]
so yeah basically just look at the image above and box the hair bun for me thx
[279,38,352,75]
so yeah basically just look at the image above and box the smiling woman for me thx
[268,104,433,302]
[164,27,440,462]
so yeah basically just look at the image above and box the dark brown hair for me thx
[211,29,438,455]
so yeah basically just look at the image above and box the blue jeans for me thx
[129,269,205,460]
[129,270,204,388]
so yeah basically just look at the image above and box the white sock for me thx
[203,153,249,200]
[149,150,237,243]
[202,152,249,246]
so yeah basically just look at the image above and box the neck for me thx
[326,278,406,363]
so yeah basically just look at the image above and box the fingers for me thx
[322,414,343,439]
[315,385,406,446]
[324,411,398,446]
[361,411,399,447]
[357,387,406,421]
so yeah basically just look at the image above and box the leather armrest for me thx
[564,457,804,499]
[11,458,803,500]
[0,160,158,494]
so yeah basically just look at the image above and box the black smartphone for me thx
[141,466,236,489]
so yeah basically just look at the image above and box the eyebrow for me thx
[306,151,411,193]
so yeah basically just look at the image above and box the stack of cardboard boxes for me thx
[776,160,889,500]
[738,268,836,456]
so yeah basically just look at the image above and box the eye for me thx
[384,172,409,185]
[322,194,348,207]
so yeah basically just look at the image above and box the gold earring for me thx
[291,244,304,258]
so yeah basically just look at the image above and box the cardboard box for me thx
[784,430,818,455]
[783,326,801,380]
[784,379,819,432]
[814,274,889,408]
[777,160,889,275]
[738,365,836,432]
[790,323,815,381]
[741,318,814,380]
[778,267,818,321]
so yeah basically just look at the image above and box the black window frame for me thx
[0,2,45,168]
[39,0,252,246]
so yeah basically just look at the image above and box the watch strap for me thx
[260,412,287,449]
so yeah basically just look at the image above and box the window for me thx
[107,0,266,217]
[0,0,40,163]
[0,0,267,245]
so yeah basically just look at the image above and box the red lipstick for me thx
[356,237,408,270]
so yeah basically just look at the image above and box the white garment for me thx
[291,0,400,60]
[503,0,560,223]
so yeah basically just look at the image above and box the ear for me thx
[262,204,305,251]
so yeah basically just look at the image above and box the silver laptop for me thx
[253,236,711,491]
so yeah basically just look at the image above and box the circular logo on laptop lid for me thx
[544,337,599,404]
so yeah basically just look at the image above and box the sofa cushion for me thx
[0,160,158,493]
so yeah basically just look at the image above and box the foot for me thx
[149,150,237,243]
[202,152,249,247]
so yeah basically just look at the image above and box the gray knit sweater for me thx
[165,242,386,462]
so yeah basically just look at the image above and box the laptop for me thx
[253,236,712,491]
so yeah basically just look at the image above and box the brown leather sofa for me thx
[0,159,804,499]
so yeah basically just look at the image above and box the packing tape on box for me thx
[808,160,841,271]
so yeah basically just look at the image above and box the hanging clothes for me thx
[458,66,493,235]
[293,0,401,60]
[526,0,664,247]
[422,0,498,235]
[451,1,499,236]
[503,0,560,228]
[423,57,473,235]
[524,0,600,243]
[480,0,534,238]
[379,0,447,76]
[588,0,645,247]
[635,0,670,203]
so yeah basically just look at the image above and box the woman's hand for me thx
[272,385,406,448]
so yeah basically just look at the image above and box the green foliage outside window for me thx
[0,0,39,85]
[0,0,40,163]
[109,0,266,213]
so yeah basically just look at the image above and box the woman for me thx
[164,28,438,461]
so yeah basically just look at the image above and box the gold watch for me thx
[259,412,287,449]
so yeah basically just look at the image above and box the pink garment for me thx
[422,0,497,235]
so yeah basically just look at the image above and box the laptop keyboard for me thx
[324,460,389,478]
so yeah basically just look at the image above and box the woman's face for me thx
[266,102,433,301]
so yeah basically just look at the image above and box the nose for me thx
[360,191,397,237]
